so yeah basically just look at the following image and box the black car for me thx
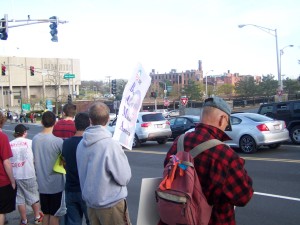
[257,100,300,144]
[169,115,200,139]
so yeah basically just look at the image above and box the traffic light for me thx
[30,66,35,76]
[49,16,58,42]
[150,92,157,98]
[0,16,8,40]
[67,94,72,103]
[111,79,117,95]
[1,65,6,75]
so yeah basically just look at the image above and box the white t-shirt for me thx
[10,137,36,179]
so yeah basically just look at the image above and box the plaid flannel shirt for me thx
[163,123,254,225]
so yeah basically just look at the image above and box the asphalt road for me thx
[3,118,300,225]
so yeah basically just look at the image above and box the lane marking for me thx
[255,192,300,202]
[243,157,300,163]
[125,150,300,163]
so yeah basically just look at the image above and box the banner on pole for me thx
[113,64,151,150]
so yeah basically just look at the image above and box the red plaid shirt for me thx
[162,123,254,225]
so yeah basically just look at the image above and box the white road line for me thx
[126,150,300,164]
[255,192,300,202]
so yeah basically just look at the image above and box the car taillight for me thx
[283,121,286,129]
[141,122,152,128]
[166,120,170,125]
[256,124,269,131]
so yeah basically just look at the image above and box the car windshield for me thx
[142,113,165,122]
[243,113,274,122]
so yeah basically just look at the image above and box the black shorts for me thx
[40,192,62,216]
[0,184,17,214]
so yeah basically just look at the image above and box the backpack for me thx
[156,134,222,225]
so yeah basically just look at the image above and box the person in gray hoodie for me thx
[76,102,132,225]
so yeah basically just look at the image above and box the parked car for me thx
[107,112,172,148]
[109,113,116,121]
[155,109,170,118]
[169,115,200,139]
[168,109,180,117]
[186,113,289,154]
[257,100,300,144]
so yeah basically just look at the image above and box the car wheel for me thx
[132,135,141,148]
[157,138,168,144]
[268,143,281,149]
[290,125,300,145]
[239,135,257,153]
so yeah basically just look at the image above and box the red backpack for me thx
[156,134,222,225]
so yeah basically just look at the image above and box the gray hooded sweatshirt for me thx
[76,125,132,208]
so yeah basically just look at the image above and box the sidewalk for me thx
[5,206,35,225]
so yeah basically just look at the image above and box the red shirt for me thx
[0,131,13,187]
[162,123,254,225]
[53,119,76,139]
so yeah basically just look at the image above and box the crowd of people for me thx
[0,97,254,225]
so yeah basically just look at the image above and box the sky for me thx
[1,0,300,81]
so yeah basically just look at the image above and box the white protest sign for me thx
[113,64,151,150]
[137,178,162,225]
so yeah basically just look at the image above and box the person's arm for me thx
[223,157,254,206]
[109,142,131,186]
[3,159,16,189]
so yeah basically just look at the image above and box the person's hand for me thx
[11,180,16,190]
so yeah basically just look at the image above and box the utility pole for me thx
[105,76,111,94]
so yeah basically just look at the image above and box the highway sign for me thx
[64,73,75,79]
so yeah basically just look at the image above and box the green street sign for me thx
[64,73,75,79]
[22,103,30,111]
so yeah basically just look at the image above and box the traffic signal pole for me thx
[0,14,68,41]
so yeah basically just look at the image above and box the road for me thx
[3,121,300,225]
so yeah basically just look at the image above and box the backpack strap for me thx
[177,134,223,158]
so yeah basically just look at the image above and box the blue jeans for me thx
[65,191,90,225]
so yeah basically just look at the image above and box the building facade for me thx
[0,56,81,110]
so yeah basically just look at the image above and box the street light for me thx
[280,45,293,88]
[238,24,281,91]
[158,81,167,98]
[205,70,214,98]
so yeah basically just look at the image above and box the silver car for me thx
[108,112,172,148]
[186,113,289,154]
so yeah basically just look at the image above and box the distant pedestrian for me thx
[53,103,76,139]
[61,113,90,225]
[10,124,44,225]
[0,111,17,225]
[30,113,34,123]
[77,102,132,225]
[32,111,65,225]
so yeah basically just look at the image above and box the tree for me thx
[283,78,300,95]
[217,84,235,97]
[184,80,203,101]
[235,76,257,98]
[257,74,278,100]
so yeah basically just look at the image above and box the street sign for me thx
[164,99,170,107]
[64,73,75,79]
[22,103,30,111]
[180,97,188,106]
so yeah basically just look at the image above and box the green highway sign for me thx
[64,73,75,79]
[22,103,30,111]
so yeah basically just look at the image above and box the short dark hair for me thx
[88,102,110,126]
[74,112,90,131]
[63,103,76,117]
[42,111,56,128]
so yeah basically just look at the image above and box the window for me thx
[231,116,242,125]
[259,106,273,115]
[293,102,300,113]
